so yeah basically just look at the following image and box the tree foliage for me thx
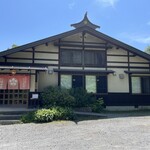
[144,46,150,54]
[11,44,18,48]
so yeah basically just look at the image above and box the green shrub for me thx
[41,86,75,108]
[91,98,104,113]
[21,107,75,123]
[34,109,54,122]
[20,111,35,123]
[69,87,96,107]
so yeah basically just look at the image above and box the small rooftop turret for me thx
[71,12,100,30]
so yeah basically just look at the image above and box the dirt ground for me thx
[0,115,150,150]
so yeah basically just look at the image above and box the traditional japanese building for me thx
[0,13,150,108]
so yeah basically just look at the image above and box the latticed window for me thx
[131,76,150,94]
[60,49,106,67]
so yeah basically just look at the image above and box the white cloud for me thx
[68,2,76,10]
[135,36,150,44]
[120,32,150,44]
[95,0,119,7]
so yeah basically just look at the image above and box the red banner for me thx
[8,76,19,89]
[0,75,30,90]
[19,75,30,90]
[0,75,8,89]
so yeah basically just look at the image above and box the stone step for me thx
[0,120,21,125]
[0,108,37,115]
[0,114,22,120]
[0,111,28,115]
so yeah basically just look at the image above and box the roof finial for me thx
[85,12,88,18]
[71,12,100,30]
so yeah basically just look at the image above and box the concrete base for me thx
[0,107,37,113]
[105,106,150,111]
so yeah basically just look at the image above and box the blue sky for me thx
[0,0,150,51]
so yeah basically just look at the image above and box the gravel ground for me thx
[0,116,150,150]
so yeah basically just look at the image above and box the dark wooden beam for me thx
[22,50,58,54]
[0,62,58,67]
[3,56,7,62]
[54,42,112,49]
[107,66,150,69]
[127,51,130,71]
[58,39,61,69]
[54,68,114,74]
[32,47,35,63]
[82,31,85,70]
[60,40,106,45]
[124,71,150,74]
[6,57,58,61]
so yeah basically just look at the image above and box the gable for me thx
[0,25,150,62]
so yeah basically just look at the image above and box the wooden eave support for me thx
[54,42,112,49]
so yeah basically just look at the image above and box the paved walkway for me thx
[0,115,150,150]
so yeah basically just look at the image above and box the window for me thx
[60,75,72,89]
[60,74,107,93]
[61,49,82,66]
[84,51,106,67]
[131,76,150,94]
[60,49,106,67]
[85,75,96,93]
[131,77,141,94]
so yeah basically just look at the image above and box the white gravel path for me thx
[0,116,150,150]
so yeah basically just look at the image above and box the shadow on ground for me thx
[74,110,150,124]
[74,114,107,124]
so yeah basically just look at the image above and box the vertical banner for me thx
[19,75,30,89]
[8,76,19,89]
[0,75,8,89]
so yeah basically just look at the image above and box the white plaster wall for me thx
[7,59,32,63]
[107,48,127,55]
[130,55,149,62]
[130,68,150,72]
[107,63,128,67]
[30,75,35,92]
[63,33,82,42]
[84,67,106,70]
[38,71,58,92]
[35,53,58,59]
[63,33,105,43]
[108,68,129,93]
[34,60,58,64]
[130,63,149,67]
[60,66,83,70]
[8,52,32,58]
[35,44,58,52]
[85,48,105,51]
[107,56,128,62]
[84,33,105,43]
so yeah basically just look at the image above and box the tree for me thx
[11,44,18,48]
[144,46,150,54]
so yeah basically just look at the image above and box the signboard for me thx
[31,94,39,99]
